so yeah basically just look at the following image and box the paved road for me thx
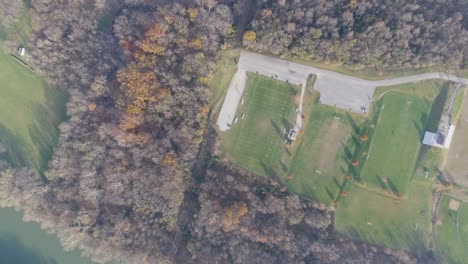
[217,51,468,131]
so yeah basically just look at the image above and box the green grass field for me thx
[0,46,67,173]
[334,81,454,252]
[436,194,468,264]
[286,104,359,203]
[220,73,363,203]
[220,74,298,178]
[336,182,432,251]
[359,92,432,195]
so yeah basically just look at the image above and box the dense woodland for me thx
[0,0,467,263]
[246,0,468,68]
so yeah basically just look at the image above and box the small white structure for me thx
[17,47,25,57]
[287,129,298,142]
[422,125,456,149]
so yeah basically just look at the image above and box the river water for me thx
[0,207,96,264]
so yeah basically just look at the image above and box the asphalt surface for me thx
[217,51,468,131]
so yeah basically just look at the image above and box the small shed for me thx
[287,129,298,141]
[422,132,441,147]
[17,46,26,56]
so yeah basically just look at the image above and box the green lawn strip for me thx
[220,74,297,178]
[359,93,431,195]
[0,44,67,173]
[335,182,432,251]
[435,194,468,264]
[451,89,465,124]
[372,80,449,104]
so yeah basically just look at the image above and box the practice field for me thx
[0,46,67,173]
[359,92,432,195]
[336,182,432,251]
[335,80,452,252]
[220,74,298,178]
[286,104,357,203]
[435,194,468,264]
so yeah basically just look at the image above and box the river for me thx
[0,207,97,264]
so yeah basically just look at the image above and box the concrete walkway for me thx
[217,51,468,131]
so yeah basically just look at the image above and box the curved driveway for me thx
[217,51,468,131]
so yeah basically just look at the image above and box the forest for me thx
[0,0,467,263]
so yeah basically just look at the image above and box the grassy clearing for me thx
[220,74,298,178]
[0,46,67,173]
[359,92,432,194]
[336,182,432,251]
[435,194,468,264]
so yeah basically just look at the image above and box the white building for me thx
[17,47,25,56]
[422,125,456,149]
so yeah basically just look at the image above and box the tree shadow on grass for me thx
[343,144,353,161]
[27,104,62,171]
[376,175,388,190]
[414,145,431,174]
[0,124,29,168]
[281,117,293,131]
[0,98,65,180]
[426,88,448,132]
[413,120,422,137]
[279,160,288,172]
[387,178,400,196]
[270,119,282,138]
[325,187,334,200]
[346,112,361,135]
[334,176,349,201]
[260,160,281,183]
